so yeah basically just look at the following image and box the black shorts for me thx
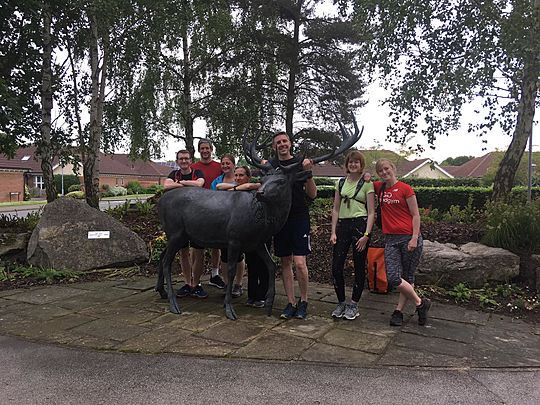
[220,248,245,264]
[273,216,311,257]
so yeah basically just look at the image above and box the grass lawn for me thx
[0,200,47,208]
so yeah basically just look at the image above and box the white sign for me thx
[88,231,111,239]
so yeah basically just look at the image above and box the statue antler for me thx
[310,115,364,165]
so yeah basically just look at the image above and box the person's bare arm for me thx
[164,178,183,190]
[330,189,340,245]
[406,195,421,251]
[179,178,204,187]
[303,158,317,199]
[216,182,234,190]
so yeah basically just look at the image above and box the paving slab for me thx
[334,309,401,338]
[167,312,228,333]
[199,319,267,345]
[164,333,238,357]
[4,286,88,304]
[0,297,16,309]
[16,304,74,321]
[232,330,314,361]
[70,318,151,342]
[321,328,392,355]
[77,303,157,324]
[69,279,129,291]
[274,316,333,339]
[115,278,156,291]
[391,332,473,359]
[378,345,469,367]
[0,289,20,298]
[402,318,478,344]
[117,325,188,353]
[72,287,138,304]
[429,303,490,325]
[301,342,379,365]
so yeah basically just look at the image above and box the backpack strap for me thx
[340,178,366,209]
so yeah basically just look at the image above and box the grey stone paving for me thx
[0,275,538,369]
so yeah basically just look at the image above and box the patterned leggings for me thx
[331,217,368,303]
[384,234,423,290]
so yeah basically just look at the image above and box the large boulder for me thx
[27,198,148,271]
[416,241,520,288]
[0,232,30,261]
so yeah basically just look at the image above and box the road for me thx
[0,199,144,218]
[1,335,538,405]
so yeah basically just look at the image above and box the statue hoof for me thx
[156,287,168,300]
[169,300,181,315]
[225,304,237,321]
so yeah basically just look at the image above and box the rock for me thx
[0,232,30,257]
[0,232,30,262]
[27,198,148,271]
[532,254,540,292]
[416,241,520,288]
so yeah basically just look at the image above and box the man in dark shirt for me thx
[163,149,208,298]
[191,139,226,289]
[269,132,317,319]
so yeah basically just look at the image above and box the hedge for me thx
[315,185,540,211]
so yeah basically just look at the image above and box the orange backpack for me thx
[367,248,388,294]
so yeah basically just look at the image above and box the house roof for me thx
[311,151,454,178]
[0,145,42,171]
[1,146,172,177]
[444,153,495,177]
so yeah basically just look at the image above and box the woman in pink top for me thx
[374,158,431,327]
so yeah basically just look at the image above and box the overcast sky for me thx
[164,82,539,163]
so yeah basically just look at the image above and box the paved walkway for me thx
[1,276,539,369]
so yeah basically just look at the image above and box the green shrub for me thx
[135,201,155,214]
[314,177,337,186]
[127,181,144,195]
[54,174,80,194]
[403,177,482,187]
[102,186,127,197]
[144,184,164,194]
[67,184,81,193]
[482,199,540,254]
[65,190,85,199]
[101,183,110,191]
[316,185,335,199]
[24,185,31,201]
[441,196,480,224]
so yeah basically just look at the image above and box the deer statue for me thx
[156,118,363,320]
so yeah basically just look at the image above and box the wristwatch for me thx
[363,232,371,238]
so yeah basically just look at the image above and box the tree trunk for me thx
[182,30,195,157]
[492,0,540,201]
[39,1,57,203]
[84,6,108,209]
[285,2,301,137]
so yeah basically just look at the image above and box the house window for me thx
[116,177,124,186]
[34,176,44,189]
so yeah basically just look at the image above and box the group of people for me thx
[163,131,431,326]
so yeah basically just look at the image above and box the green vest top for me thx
[337,178,374,219]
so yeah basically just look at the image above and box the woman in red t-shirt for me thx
[374,158,431,327]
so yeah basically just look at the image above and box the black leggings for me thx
[245,242,271,301]
[332,217,368,303]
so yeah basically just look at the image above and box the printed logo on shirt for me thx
[383,191,400,205]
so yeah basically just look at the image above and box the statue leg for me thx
[163,236,183,314]
[256,243,276,317]
[224,245,240,320]
[155,248,168,299]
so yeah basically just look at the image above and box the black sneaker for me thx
[416,298,431,326]
[252,300,265,308]
[389,310,403,326]
[295,300,308,319]
[209,275,225,289]
[176,284,192,298]
[245,298,255,306]
[232,284,243,298]
[190,284,209,299]
[280,303,297,319]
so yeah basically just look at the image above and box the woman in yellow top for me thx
[329,150,375,320]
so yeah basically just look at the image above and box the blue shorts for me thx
[273,217,311,257]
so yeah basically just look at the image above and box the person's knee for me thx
[387,273,402,290]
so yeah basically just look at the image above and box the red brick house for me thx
[0,146,173,202]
